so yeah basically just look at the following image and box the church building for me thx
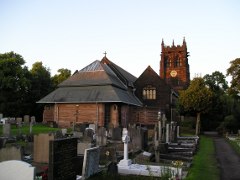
[38,38,190,128]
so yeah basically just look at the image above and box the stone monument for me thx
[118,128,132,166]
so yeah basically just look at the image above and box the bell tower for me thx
[160,38,190,92]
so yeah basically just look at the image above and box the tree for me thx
[203,71,228,93]
[178,77,213,135]
[29,61,53,120]
[0,52,31,116]
[202,71,229,130]
[52,68,71,88]
[227,58,240,96]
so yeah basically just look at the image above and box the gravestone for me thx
[33,133,54,163]
[73,131,83,139]
[89,124,96,132]
[24,115,30,124]
[141,127,148,150]
[0,160,35,180]
[166,124,170,143]
[48,138,78,180]
[29,122,33,134]
[177,126,180,137]
[61,128,67,136]
[30,116,36,124]
[111,127,122,141]
[3,123,11,137]
[82,147,100,179]
[16,117,23,126]
[77,142,93,155]
[83,128,94,142]
[0,146,22,162]
[128,126,142,152]
[96,127,107,146]
[77,123,88,133]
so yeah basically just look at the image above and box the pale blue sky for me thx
[1,0,239,81]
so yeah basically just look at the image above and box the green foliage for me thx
[178,78,213,113]
[0,52,31,116]
[52,68,71,88]
[0,52,62,120]
[178,78,213,134]
[185,136,219,180]
[201,72,229,130]
[204,71,228,93]
[227,138,240,155]
[227,58,240,95]
[28,61,53,120]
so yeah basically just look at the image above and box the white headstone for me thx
[0,160,35,180]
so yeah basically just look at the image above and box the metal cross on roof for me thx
[103,51,107,57]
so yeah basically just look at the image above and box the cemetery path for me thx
[213,136,240,180]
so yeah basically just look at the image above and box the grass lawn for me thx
[0,123,60,136]
[185,135,219,180]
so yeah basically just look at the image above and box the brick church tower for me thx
[160,38,190,92]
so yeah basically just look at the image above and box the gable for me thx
[134,66,172,107]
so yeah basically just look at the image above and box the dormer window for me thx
[143,85,156,100]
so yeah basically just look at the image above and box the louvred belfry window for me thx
[143,85,156,100]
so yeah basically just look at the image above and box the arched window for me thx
[143,85,156,100]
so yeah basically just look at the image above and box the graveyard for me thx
[0,114,208,180]
[2,114,240,180]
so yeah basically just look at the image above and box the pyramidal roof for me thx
[59,60,126,90]
[38,57,142,106]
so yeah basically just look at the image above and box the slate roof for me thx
[37,58,142,106]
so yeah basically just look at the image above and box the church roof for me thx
[38,58,142,106]
[58,60,127,90]
[37,85,141,106]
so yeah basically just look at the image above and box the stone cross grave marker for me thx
[82,146,100,179]
[118,128,132,167]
